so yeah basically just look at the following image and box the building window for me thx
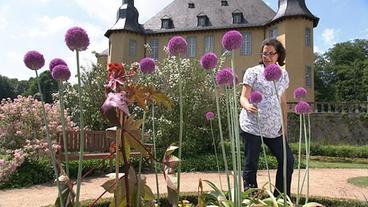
[128,39,137,57]
[204,35,214,53]
[305,65,312,88]
[197,15,209,27]
[188,2,195,8]
[269,27,278,38]
[305,28,312,47]
[109,40,112,56]
[186,36,197,57]
[232,12,244,24]
[149,39,159,59]
[161,18,173,29]
[241,32,252,56]
[221,0,228,6]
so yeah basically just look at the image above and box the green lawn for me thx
[307,155,368,168]
[347,176,368,187]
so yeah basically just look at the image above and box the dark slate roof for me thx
[105,0,144,37]
[272,0,319,27]
[143,0,276,33]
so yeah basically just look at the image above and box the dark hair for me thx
[259,38,286,66]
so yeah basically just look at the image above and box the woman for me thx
[239,38,294,196]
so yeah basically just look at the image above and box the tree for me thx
[314,39,368,102]
[23,71,58,103]
[0,75,16,100]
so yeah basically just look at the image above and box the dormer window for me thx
[197,14,209,27]
[232,12,244,24]
[161,17,173,29]
[221,0,229,6]
[188,2,195,8]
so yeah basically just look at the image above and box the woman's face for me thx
[261,45,278,66]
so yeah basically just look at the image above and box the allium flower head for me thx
[23,50,45,70]
[293,87,307,101]
[167,36,188,56]
[222,30,243,51]
[216,68,235,86]
[101,92,129,125]
[250,91,263,104]
[49,58,67,72]
[205,111,215,121]
[200,52,218,70]
[295,101,312,114]
[51,65,71,81]
[65,26,90,51]
[264,64,282,81]
[139,57,156,74]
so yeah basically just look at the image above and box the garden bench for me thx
[57,130,153,166]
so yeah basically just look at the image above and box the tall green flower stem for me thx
[256,113,272,192]
[209,119,222,189]
[115,128,122,207]
[176,56,184,202]
[211,71,231,197]
[120,115,131,207]
[35,70,64,207]
[75,50,86,207]
[305,113,311,204]
[272,81,287,206]
[58,81,70,177]
[225,87,238,203]
[136,110,146,207]
[152,104,160,202]
[296,114,303,206]
[230,50,242,206]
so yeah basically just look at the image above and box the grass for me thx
[348,176,368,188]
[307,155,368,169]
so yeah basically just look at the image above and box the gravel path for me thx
[0,168,367,207]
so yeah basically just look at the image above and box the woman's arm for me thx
[240,84,258,113]
[280,92,288,139]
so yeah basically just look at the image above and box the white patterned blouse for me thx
[239,64,289,138]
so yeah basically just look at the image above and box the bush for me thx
[289,143,368,158]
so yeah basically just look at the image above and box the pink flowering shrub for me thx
[0,96,75,182]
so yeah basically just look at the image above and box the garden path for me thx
[0,168,367,207]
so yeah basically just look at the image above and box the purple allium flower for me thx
[101,92,129,125]
[250,91,263,104]
[221,30,243,51]
[167,36,188,56]
[264,64,282,81]
[205,111,215,121]
[49,58,67,72]
[51,65,71,81]
[200,52,218,70]
[216,68,235,86]
[23,50,45,70]
[294,101,312,114]
[293,87,308,101]
[65,26,90,51]
[139,57,156,74]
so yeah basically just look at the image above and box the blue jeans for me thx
[240,130,294,196]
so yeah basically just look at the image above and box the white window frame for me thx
[305,28,312,47]
[128,39,137,57]
[269,27,278,39]
[241,32,252,56]
[149,39,159,59]
[204,35,214,53]
[305,65,312,88]
[186,36,197,58]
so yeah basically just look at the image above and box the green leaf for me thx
[302,202,324,207]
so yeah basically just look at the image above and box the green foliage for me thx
[0,158,54,189]
[23,70,58,103]
[314,39,368,101]
[347,176,368,187]
[62,63,109,130]
[289,143,368,158]
[0,75,16,99]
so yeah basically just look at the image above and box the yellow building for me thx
[102,0,319,101]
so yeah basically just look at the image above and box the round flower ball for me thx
[294,87,307,101]
[51,65,71,81]
[205,111,215,121]
[49,58,67,72]
[167,36,188,56]
[23,50,45,70]
[139,57,156,74]
[65,26,90,51]
[250,91,263,104]
[200,52,218,70]
[222,30,243,51]
[216,68,234,86]
[264,64,282,81]
[295,101,312,114]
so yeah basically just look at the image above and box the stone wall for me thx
[288,113,368,145]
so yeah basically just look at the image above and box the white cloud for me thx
[0,16,8,30]
[322,28,337,46]
[314,45,323,54]
[75,0,120,25]
[20,16,74,38]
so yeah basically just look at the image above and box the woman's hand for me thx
[244,103,258,113]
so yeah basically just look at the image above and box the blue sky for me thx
[0,0,367,82]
